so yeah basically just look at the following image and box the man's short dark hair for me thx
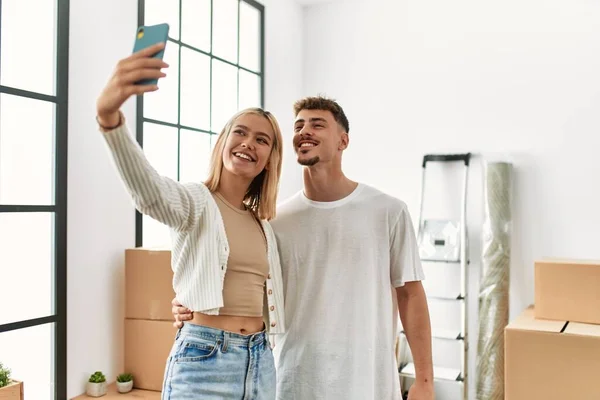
[293,96,350,134]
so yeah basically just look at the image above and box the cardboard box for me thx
[126,248,175,321]
[125,319,177,392]
[535,258,600,324]
[505,306,600,400]
[71,382,160,399]
[0,381,23,400]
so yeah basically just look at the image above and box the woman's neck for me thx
[216,170,251,210]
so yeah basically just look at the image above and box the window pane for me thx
[0,323,54,400]
[143,214,171,248]
[0,213,53,325]
[211,60,238,132]
[142,122,178,181]
[180,48,210,131]
[213,0,238,63]
[143,43,179,124]
[239,2,261,72]
[238,70,261,110]
[0,94,55,205]
[180,130,212,183]
[144,0,179,40]
[0,0,57,95]
[181,0,210,51]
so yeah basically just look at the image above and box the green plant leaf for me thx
[116,373,133,382]
[0,362,12,388]
[88,371,106,383]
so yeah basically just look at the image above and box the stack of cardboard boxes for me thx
[505,259,600,399]
[72,248,176,399]
[124,248,178,393]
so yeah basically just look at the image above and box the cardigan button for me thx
[268,289,273,295]
[268,273,271,279]
[271,322,276,327]
[270,306,275,311]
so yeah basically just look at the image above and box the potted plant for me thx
[0,363,10,389]
[86,371,107,397]
[0,362,23,400]
[116,373,133,393]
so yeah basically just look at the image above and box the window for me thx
[0,1,69,399]
[136,0,265,247]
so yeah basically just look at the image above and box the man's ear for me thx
[339,132,349,151]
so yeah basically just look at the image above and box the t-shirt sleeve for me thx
[390,205,425,287]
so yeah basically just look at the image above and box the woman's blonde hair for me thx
[204,108,283,221]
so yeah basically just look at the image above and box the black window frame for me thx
[135,0,265,247]
[0,0,69,399]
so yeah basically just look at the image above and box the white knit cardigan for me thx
[101,122,286,334]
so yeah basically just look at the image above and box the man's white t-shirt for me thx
[270,183,425,400]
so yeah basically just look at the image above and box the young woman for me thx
[96,42,285,400]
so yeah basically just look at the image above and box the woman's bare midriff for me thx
[190,313,265,335]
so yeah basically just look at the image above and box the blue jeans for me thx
[161,323,276,399]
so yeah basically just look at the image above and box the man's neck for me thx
[217,170,251,210]
[302,163,358,202]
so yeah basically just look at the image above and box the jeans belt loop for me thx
[222,331,229,353]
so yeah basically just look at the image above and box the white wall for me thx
[262,0,304,200]
[67,0,138,396]
[301,0,600,398]
[66,0,303,397]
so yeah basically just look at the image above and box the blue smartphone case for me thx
[132,23,170,85]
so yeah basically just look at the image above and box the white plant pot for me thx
[86,381,107,397]
[117,380,133,393]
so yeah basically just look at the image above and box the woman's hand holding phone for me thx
[96,42,169,128]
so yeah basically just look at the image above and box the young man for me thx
[173,97,434,399]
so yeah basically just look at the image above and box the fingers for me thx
[172,315,184,329]
[126,57,169,72]
[116,59,168,82]
[123,83,159,98]
[172,306,193,319]
[119,68,166,86]
[170,298,192,329]
[171,304,192,316]
[131,42,166,59]
[112,69,164,98]
[171,304,187,329]
[171,298,186,308]
[116,49,169,78]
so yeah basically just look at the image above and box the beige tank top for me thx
[213,192,269,317]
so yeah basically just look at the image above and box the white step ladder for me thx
[398,153,471,400]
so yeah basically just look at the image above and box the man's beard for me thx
[298,156,320,166]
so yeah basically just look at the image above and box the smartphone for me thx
[132,23,170,85]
